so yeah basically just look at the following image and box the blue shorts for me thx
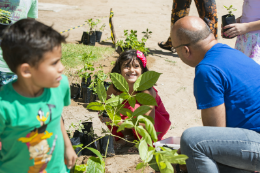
[0,71,17,88]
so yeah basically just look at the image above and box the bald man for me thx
[171,16,260,173]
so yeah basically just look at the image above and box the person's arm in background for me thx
[201,103,226,126]
[60,118,77,169]
[27,0,38,19]
[223,18,260,38]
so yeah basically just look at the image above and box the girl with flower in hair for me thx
[99,49,171,151]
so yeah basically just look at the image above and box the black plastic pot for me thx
[70,130,84,156]
[95,31,102,43]
[81,122,98,155]
[222,14,236,39]
[89,31,96,46]
[82,85,92,103]
[99,135,115,157]
[89,92,98,103]
[81,31,89,45]
[80,76,91,98]
[70,83,81,100]
[0,19,11,38]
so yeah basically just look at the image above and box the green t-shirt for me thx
[0,75,70,173]
[0,0,38,73]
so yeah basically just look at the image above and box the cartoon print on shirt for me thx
[18,104,56,173]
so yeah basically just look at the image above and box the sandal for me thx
[158,41,172,51]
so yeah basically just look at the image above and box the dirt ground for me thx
[38,0,243,172]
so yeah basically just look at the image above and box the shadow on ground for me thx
[149,49,179,58]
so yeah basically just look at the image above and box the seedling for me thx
[224,5,237,17]
[99,23,106,32]
[0,9,11,24]
[142,28,153,39]
[86,18,101,31]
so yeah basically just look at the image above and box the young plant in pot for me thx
[87,18,100,46]
[222,5,237,39]
[116,29,152,56]
[0,9,11,38]
[95,23,106,43]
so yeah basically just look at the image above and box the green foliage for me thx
[0,9,11,24]
[66,121,84,138]
[224,5,237,16]
[87,18,101,31]
[72,144,83,150]
[74,164,87,173]
[116,29,152,55]
[85,71,188,173]
[99,24,106,31]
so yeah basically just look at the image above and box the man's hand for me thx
[201,103,226,127]
[64,146,77,169]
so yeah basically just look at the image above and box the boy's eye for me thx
[52,60,59,65]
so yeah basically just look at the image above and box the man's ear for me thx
[183,46,191,58]
[19,63,32,78]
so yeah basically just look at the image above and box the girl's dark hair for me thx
[111,49,149,92]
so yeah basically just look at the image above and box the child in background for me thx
[0,19,77,172]
[99,50,171,150]
[223,0,260,64]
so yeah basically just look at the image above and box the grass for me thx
[61,43,115,69]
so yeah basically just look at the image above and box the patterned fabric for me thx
[0,71,17,87]
[165,0,218,47]
[235,33,260,65]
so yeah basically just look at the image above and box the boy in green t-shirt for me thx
[0,19,77,172]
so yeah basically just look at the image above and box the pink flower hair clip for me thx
[136,50,147,68]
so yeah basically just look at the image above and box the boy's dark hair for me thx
[1,19,66,73]
[111,49,149,91]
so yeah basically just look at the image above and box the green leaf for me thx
[106,95,124,107]
[137,115,158,142]
[110,73,129,92]
[139,139,148,161]
[119,92,130,100]
[86,156,105,173]
[136,93,157,106]
[72,144,83,150]
[118,108,133,117]
[136,126,152,146]
[74,164,87,172]
[133,71,161,91]
[97,81,107,103]
[136,162,146,170]
[128,96,136,108]
[107,109,122,124]
[132,106,151,117]
[117,120,134,132]
[85,147,104,164]
[159,161,166,169]
[165,154,188,165]
[87,102,105,111]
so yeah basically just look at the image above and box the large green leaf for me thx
[106,95,124,107]
[119,92,130,100]
[118,108,133,117]
[136,126,152,146]
[139,139,148,162]
[136,93,157,106]
[133,71,161,91]
[110,73,129,92]
[117,120,134,132]
[74,164,87,173]
[137,115,158,142]
[72,144,83,150]
[86,156,105,173]
[107,109,122,124]
[85,147,104,164]
[128,96,136,108]
[132,106,151,117]
[87,102,105,111]
[136,162,146,170]
[164,154,188,165]
[97,81,107,103]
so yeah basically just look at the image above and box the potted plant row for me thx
[81,18,106,46]
[116,28,152,56]
[222,5,237,39]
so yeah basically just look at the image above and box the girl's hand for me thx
[223,23,249,38]
[64,146,77,169]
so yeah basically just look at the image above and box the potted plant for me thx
[116,28,152,56]
[95,23,106,43]
[222,5,237,39]
[0,9,11,37]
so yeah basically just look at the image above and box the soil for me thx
[38,0,243,172]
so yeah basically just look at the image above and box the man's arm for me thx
[201,103,226,127]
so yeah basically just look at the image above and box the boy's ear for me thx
[19,63,32,78]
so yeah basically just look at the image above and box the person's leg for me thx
[181,127,260,173]
[194,0,218,38]
[159,0,191,51]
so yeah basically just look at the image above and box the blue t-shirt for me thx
[194,43,260,131]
